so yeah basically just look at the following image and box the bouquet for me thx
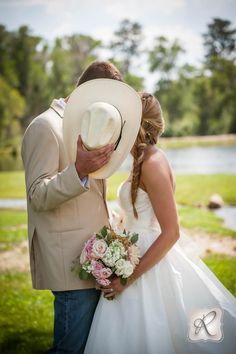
[71,226,140,296]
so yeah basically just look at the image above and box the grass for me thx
[0,272,53,354]
[0,211,27,251]
[1,171,236,207]
[0,253,235,353]
[203,254,236,296]
[178,206,236,238]
[0,171,25,198]
[175,174,236,206]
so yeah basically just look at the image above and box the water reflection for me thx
[120,146,236,174]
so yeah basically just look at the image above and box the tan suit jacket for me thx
[21,100,109,291]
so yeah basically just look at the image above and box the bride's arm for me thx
[103,150,180,296]
[130,151,180,282]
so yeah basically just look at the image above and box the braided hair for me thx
[130,92,164,218]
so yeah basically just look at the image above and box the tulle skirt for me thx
[84,228,236,354]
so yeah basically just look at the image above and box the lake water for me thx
[120,146,236,174]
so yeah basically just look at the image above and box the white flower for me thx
[128,245,140,266]
[80,248,88,264]
[92,240,108,258]
[115,259,134,278]
[102,240,126,267]
[82,261,93,273]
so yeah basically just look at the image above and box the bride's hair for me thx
[131,92,165,218]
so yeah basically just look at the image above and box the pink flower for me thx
[96,278,111,287]
[91,260,103,271]
[91,261,112,281]
[85,235,97,260]
[99,268,112,279]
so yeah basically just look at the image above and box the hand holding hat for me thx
[63,78,142,179]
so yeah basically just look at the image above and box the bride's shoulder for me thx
[142,148,171,173]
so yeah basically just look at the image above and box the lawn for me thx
[178,206,236,238]
[0,252,235,353]
[0,210,27,251]
[1,171,235,207]
[0,171,25,198]
[0,272,53,354]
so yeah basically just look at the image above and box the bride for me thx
[84,93,236,354]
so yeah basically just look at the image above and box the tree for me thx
[149,36,184,81]
[0,76,25,147]
[203,18,236,61]
[110,19,143,74]
[49,34,101,98]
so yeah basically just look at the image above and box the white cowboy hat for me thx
[63,78,142,179]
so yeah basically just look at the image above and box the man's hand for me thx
[75,135,114,179]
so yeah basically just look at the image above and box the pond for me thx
[120,146,236,174]
[1,145,236,174]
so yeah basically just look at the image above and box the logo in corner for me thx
[188,307,223,342]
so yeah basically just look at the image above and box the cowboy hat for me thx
[63,78,142,179]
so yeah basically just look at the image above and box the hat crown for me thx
[80,102,121,150]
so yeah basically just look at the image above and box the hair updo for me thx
[130,92,165,218]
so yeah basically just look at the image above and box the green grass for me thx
[1,171,236,207]
[203,254,236,296]
[0,211,27,251]
[0,272,53,354]
[0,171,25,198]
[179,206,236,238]
[175,174,236,206]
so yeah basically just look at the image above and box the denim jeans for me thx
[45,288,101,354]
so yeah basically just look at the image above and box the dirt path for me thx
[0,231,236,273]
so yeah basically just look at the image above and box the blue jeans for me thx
[45,288,101,354]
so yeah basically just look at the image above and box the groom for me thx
[21,61,123,353]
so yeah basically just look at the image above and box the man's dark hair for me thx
[77,61,124,86]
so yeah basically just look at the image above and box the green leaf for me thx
[96,233,103,239]
[100,226,108,238]
[130,233,139,244]
[120,278,128,286]
[79,269,89,280]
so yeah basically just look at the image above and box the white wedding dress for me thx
[84,181,236,354]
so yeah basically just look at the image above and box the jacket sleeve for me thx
[21,120,89,212]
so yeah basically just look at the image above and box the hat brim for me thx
[63,79,142,179]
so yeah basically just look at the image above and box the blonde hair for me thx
[131,92,165,218]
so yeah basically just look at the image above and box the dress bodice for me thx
[117,181,161,233]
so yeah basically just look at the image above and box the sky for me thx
[0,0,236,90]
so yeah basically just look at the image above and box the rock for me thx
[208,194,224,209]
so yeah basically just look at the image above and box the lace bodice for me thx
[117,181,161,232]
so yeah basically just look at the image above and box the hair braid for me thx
[130,93,164,218]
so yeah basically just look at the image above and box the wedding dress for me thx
[84,181,236,354]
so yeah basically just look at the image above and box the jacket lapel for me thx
[50,99,64,119]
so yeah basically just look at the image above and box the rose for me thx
[96,278,111,287]
[85,235,97,260]
[92,240,108,259]
[92,261,112,280]
[128,244,140,266]
[115,259,134,278]
[99,268,112,279]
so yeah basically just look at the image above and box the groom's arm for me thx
[21,121,89,212]
[22,121,114,212]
